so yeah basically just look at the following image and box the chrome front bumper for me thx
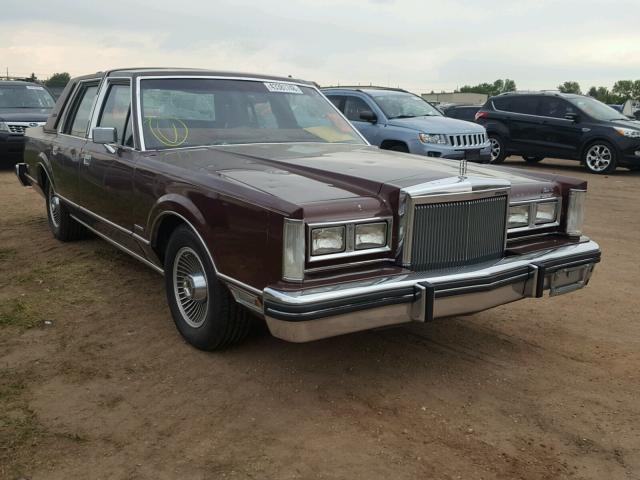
[263,239,601,342]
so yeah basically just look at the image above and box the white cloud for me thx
[1,0,640,93]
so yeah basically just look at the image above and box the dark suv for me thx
[0,81,55,165]
[476,91,640,173]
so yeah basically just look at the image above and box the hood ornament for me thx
[458,158,468,179]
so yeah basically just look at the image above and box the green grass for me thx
[0,299,37,329]
[0,247,17,261]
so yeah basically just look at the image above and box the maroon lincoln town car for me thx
[15,68,601,350]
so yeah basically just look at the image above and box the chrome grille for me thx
[448,132,487,148]
[8,124,27,134]
[408,195,507,271]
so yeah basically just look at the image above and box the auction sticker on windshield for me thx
[263,82,303,94]
[26,85,45,90]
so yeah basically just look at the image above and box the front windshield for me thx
[139,78,365,149]
[568,96,628,121]
[372,92,442,119]
[0,85,55,109]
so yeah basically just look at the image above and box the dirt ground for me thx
[1,158,639,480]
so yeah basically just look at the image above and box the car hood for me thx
[386,115,485,134]
[607,118,640,130]
[0,108,51,122]
[155,143,558,209]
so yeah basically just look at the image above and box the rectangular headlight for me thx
[283,219,305,281]
[508,205,529,228]
[311,226,345,256]
[566,189,586,236]
[535,202,557,224]
[355,222,387,250]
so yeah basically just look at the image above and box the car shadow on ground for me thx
[501,156,640,176]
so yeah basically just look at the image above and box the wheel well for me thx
[380,140,409,151]
[38,165,51,192]
[153,215,187,263]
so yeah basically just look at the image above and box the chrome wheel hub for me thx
[49,190,61,228]
[586,145,612,172]
[173,247,209,328]
[489,138,501,162]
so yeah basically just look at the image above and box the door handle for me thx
[82,154,92,166]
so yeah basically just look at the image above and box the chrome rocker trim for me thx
[263,240,601,342]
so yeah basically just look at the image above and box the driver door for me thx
[79,79,141,253]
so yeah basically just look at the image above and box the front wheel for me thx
[488,135,506,164]
[583,142,617,174]
[164,226,251,350]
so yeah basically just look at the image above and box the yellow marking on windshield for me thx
[145,117,189,147]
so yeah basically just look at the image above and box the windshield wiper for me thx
[388,115,417,119]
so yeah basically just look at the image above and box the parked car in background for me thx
[322,87,491,162]
[441,104,481,122]
[0,81,55,165]
[476,91,640,173]
[16,68,601,350]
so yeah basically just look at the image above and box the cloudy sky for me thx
[2,0,639,93]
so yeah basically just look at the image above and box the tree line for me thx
[457,78,640,105]
[24,72,70,88]
[557,80,640,104]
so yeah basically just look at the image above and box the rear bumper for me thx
[263,239,601,342]
[15,162,31,186]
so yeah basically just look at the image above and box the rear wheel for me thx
[164,226,251,350]
[583,142,617,174]
[488,135,506,164]
[522,155,544,163]
[45,183,85,241]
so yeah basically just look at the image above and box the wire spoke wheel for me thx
[172,247,209,328]
[48,188,62,229]
[489,137,501,162]
[586,144,612,172]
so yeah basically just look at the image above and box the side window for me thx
[510,97,539,115]
[537,98,575,119]
[64,84,99,137]
[327,95,345,112]
[98,83,131,144]
[344,96,371,122]
[492,97,511,111]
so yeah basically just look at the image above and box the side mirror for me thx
[92,127,118,154]
[564,112,579,122]
[93,127,117,144]
[359,110,377,123]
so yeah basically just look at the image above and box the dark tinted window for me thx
[327,95,345,112]
[448,107,480,121]
[344,96,371,121]
[64,83,99,137]
[98,83,131,144]
[510,97,539,115]
[537,97,576,118]
[492,97,511,111]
